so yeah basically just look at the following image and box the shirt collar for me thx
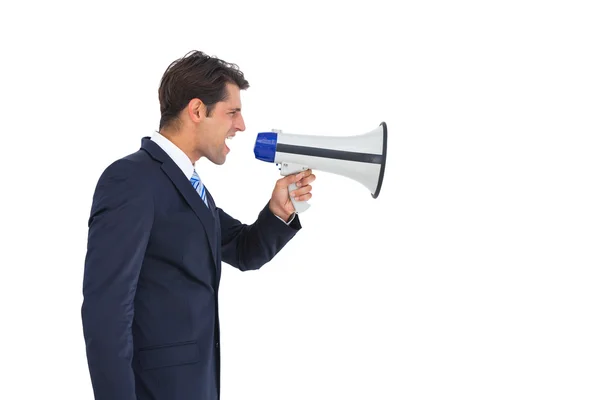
[150,131,196,180]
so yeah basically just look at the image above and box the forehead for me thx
[222,82,241,106]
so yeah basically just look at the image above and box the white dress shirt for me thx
[151,131,295,225]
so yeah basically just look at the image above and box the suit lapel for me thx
[141,137,218,267]
[205,189,221,285]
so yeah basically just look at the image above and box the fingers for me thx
[295,192,312,202]
[290,170,315,200]
[279,169,315,188]
[295,170,315,187]
[290,184,312,200]
[291,190,312,202]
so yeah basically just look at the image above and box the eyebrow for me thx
[229,108,241,112]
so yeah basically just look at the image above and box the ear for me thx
[187,98,206,123]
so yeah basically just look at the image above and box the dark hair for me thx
[158,50,249,130]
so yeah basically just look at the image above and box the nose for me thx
[236,113,246,132]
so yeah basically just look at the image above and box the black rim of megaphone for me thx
[372,121,387,199]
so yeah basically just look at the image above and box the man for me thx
[81,50,315,400]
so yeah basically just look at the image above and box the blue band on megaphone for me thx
[254,132,278,163]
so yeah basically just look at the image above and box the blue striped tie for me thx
[190,169,209,208]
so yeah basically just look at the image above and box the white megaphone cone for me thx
[254,122,388,213]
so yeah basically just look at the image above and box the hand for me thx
[269,169,316,221]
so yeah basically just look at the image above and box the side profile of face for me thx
[192,82,246,165]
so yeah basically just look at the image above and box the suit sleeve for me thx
[219,201,301,271]
[81,160,153,400]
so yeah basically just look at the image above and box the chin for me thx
[207,156,226,165]
[213,154,227,165]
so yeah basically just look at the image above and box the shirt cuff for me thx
[274,212,297,225]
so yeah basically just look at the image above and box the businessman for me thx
[81,50,316,400]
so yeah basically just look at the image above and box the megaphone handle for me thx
[280,162,311,213]
[288,182,311,213]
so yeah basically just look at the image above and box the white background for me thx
[1,1,599,399]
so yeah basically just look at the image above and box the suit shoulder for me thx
[90,153,153,215]
[99,150,151,180]
[93,151,154,198]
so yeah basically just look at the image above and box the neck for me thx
[159,129,199,164]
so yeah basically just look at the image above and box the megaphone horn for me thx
[254,122,388,213]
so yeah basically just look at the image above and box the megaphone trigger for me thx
[280,162,311,213]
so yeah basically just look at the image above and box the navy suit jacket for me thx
[82,137,301,400]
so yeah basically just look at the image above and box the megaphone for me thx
[254,122,387,213]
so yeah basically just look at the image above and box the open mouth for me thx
[225,134,235,151]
